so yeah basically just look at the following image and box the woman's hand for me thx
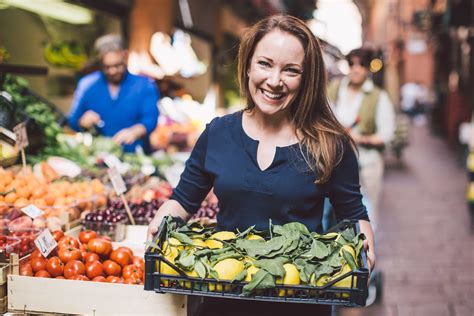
[146,200,192,244]
[364,239,376,273]
[113,124,146,145]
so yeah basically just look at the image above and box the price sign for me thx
[34,229,58,258]
[13,122,28,150]
[108,166,127,195]
[21,204,45,219]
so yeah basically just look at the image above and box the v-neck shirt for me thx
[170,111,368,233]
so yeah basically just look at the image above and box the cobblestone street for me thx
[338,124,474,316]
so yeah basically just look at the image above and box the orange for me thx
[14,197,29,208]
[4,192,17,204]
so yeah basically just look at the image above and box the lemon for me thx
[246,234,264,241]
[309,273,329,297]
[245,265,260,282]
[276,263,300,297]
[339,245,356,260]
[159,237,182,286]
[205,231,236,249]
[182,270,199,289]
[209,258,244,292]
[330,264,355,299]
[191,238,207,248]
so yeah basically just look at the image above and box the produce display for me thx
[0,228,40,260]
[146,217,367,304]
[20,230,145,284]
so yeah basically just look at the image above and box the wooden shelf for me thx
[0,64,48,76]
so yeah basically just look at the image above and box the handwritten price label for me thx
[13,122,28,150]
[21,204,45,219]
[34,230,58,258]
[108,166,127,195]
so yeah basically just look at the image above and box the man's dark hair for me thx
[346,48,373,68]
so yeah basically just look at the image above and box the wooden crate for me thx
[8,274,186,315]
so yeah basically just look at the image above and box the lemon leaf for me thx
[242,270,275,296]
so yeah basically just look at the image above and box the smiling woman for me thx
[147,14,375,316]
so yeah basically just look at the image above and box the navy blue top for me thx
[68,71,160,152]
[170,111,368,233]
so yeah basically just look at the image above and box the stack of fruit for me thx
[150,217,365,298]
[20,230,145,284]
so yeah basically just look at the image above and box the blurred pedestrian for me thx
[68,34,160,153]
[328,48,395,229]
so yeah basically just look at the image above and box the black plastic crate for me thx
[144,218,369,307]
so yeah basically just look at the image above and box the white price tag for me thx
[108,166,127,195]
[21,204,45,219]
[34,230,57,258]
[13,122,28,150]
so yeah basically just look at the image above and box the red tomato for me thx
[86,261,104,279]
[106,276,123,283]
[58,236,80,249]
[88,238,112,257]
[103,260,122,276]
[116,246,134,258]
[110,249,132,268]
[30,249,44,261]
[124,277,143,285]
[132,256,145,271]
[19,263,33,276]
[31,258,47,273]
[69,274,89,281]
[98,235,112,243]
[46,257,64,277]
[79,230,97,244]
[122,264,144,280]
[35,270,51,278]
[52,230,64,242]
[64,260,86,279]
[83,252,100,264]
[58,247,82,263]
[92,276,107,282]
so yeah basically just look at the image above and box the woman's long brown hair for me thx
[237,14,355,184]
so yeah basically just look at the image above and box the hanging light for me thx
[3,0,93,25]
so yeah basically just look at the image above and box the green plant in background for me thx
[43,41,87,70]
[0,47,10,63]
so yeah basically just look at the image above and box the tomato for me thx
[106,276,123,283]
[92,276,107,282]
[110,249,132,268]
[52,230,64,242]
[122,264,144,280]
[88,238,112,257]
[30,249,44,261]
[83,252,100,264]
[58,236,80,249]
[64,260,86,279]
[103,260,121,276]
[19,263,33,276]
[69,274,89,281]
[98,235,112,243]
[116,246,134,258]
[132,256,145,271]
[86,261,104,279]
[79,230,97,244]
[56,276,66,279]
[31,258,47,273]
[35,270,51,278]
[58,247,82,263]
[124,277,143,285]
[46,257,64,277]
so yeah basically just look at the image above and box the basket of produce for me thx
[144,216,369,307]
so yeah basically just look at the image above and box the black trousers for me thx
[188,296,332,316]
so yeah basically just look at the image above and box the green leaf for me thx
[342,249,358,270]
[176,250,195,270]
[194,259,207,279]
[233,269,248,282]
[301,239,329,260]
[283,222,310,235]
[341,227,355,242]
[254,257,288,277]
[170,231,193,245]
[312,264,334,281]
[354,234,366,259]
[242,270,275,296]
[235,236,286,258]
[326,249,343,268]
[210,252,241,265]
[236,225,256,238]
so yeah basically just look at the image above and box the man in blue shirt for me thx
[68,34,159,153]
